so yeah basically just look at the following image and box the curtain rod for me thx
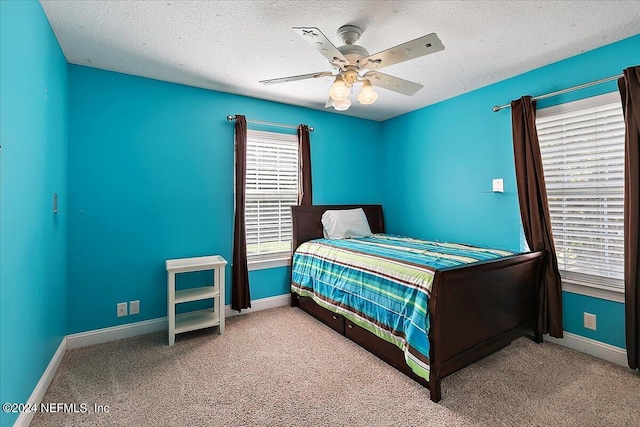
[491,74,623,112]
[226,115,314,132]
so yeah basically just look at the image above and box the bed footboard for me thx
[428,250,545,388]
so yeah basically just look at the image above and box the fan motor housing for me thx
[337,44,370,67]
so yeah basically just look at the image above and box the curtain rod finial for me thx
[227,115,235,121]
[492,106,501,112]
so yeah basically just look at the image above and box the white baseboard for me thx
[66,317,167,350]
[545,331,628,367]
[14,337,67,427]
[224,293,290,318]
[66,293,291,350]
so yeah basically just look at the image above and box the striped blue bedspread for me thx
[291,234,515,381]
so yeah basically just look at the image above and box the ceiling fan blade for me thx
[363,71,423,96]
[292,27,349,69]
[260,71,334,85]
[361,33,444,71]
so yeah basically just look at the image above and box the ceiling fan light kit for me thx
[260,25,444,112]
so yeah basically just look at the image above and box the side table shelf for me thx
[166,255,227,346]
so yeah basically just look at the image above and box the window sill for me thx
[561,280,625,304]
[247,256,292,271]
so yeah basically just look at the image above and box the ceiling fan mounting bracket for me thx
[337,25,363,45]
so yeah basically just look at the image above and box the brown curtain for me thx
[511,96,563,338]
[232,115,251,312]
[297,124,312,205]
[618,66,640,370]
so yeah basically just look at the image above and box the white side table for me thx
[165,255,227,346]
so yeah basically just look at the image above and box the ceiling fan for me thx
[260,25,445,111]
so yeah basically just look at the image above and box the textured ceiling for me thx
[40,1,640,121]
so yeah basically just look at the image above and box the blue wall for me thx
[67,66,383,333]
[382,34,640,348]
[0,2,68,426]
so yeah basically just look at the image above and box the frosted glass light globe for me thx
[357,80,378,105]
[329,76,350,101]
[332,98,352,111]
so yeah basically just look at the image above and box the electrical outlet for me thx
[584,312,596,330]
[130,300,140,315]
[117,302,128,317]
[492,178,504,193]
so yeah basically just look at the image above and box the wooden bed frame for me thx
[290,204,546,402]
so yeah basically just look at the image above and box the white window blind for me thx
[245,129,299,260]
[536,92,625,292]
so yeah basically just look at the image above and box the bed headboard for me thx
[291,204,385,250]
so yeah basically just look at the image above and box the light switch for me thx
[492,178,504,193]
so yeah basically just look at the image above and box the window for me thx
[536,92,625,299]
[245,129,299,265]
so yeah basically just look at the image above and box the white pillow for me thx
[321,208,373,239]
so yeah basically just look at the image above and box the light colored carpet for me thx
[32,306,639,426]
